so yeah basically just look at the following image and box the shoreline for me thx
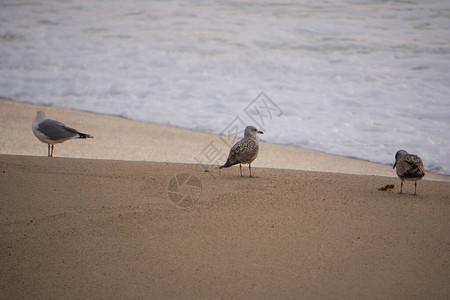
[1,98,448,181]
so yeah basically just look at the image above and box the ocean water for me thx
[1,0,449,174]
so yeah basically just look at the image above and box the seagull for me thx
[393,150,425,195]
[32,111,93,157]
[220,126,263,177]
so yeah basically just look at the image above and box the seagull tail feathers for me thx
[78,133,93,139]
[220,159,233,169]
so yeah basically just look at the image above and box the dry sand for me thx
[1,98,450,299]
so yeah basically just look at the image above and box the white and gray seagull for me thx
[32,111,93,157]
[393,150,425,195]
[220,125,263,177]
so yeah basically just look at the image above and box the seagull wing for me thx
[403,155,425,178]
[37,119,79,141]
[228,138,257,164]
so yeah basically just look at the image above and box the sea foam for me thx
[1,0,449,174]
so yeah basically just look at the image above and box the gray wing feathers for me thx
[38,119,86,140]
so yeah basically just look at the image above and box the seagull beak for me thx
[393,161,397,169]
[258,131,264,134]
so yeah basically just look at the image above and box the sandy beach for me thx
[2,98,448,181]
[1,98,450,299]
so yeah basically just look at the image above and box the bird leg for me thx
[51,144,54,157]
[400,181,403,194]
[249,163,252,177]
[414,181,417,195]
[239,164,242,177]
[47,144,51,157]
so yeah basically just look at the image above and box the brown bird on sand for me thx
[393,150,425,195]
[220,126,263,177]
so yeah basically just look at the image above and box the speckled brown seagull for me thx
[393,150,425,195]
[220,125,263,177]
[32,111,93,157]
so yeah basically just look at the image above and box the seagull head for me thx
[244,126,264,138]
[393,149,408,169]
[35,111,47,123]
